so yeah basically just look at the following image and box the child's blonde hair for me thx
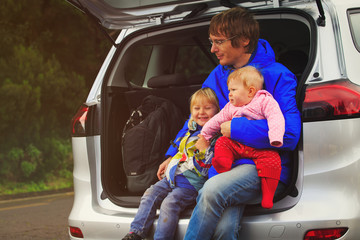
[227,66,264,91]
[188,88,220,130]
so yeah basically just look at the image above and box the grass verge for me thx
[0,174,73,199]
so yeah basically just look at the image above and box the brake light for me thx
[71,105,89,137]
[69,226,84,238]
[304,227,348,240]
[302,79,360,122]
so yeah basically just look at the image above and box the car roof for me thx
[66,0,310,30]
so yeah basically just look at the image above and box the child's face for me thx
[228,78,253,107]
[191,98,218,127]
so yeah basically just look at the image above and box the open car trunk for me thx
[100,8,315,213]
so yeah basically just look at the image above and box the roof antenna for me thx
[316,0,326,26]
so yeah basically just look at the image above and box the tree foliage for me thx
[0,0,111,183]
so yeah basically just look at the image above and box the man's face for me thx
[209,33,250,68]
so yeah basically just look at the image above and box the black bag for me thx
[122,95,184,193]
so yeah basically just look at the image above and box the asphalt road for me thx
[0,191,74,240]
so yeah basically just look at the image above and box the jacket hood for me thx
[248,39,276,70]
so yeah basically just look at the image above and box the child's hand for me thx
[195,134,210,151]
[157,157,171,180]
[220,121,231,138]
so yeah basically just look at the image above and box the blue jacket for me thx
[166,39,301,184]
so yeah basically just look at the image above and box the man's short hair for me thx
[209,7,259,53]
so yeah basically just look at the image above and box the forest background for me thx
[0,0,111,196]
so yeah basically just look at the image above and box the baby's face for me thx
[191,99,218,127]
[228,79,253,107]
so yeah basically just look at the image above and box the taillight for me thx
[69,226,84,238]
[304,227,348,240]
[302,79,360,122]
[71,105,89,137]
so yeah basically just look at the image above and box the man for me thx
[162,7,301,240]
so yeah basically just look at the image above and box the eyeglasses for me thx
[208,35,238,46]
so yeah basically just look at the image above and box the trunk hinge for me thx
[316,0,326,26]
[184,3,208,19]
[220,0,236,8]
[150,15,164,25]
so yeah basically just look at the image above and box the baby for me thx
[198,66,285,209]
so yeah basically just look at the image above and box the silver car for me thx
[68,0,360,239]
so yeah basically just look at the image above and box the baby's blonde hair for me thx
[227,66,264,91]
[188,88,220,130]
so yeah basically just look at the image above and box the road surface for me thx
[0,191,73,240]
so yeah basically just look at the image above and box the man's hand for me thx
[157,157,171,180]
[195,134,210,151]
[220,121,231,138]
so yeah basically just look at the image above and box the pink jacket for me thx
[201,90,285,147]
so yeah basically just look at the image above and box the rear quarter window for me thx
[175,45,216,78]
[122,26,215,88]
[124,45,153,86]
[348,8,360,52]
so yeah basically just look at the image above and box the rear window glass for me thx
[348,9,360,52]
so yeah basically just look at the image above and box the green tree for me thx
[0,0,111,186]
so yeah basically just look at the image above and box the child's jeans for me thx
[130,178,197,240]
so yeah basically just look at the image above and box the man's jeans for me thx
[129,178,197,240]
[184,164,286,240]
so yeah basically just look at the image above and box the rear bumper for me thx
[68,174,360,240]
